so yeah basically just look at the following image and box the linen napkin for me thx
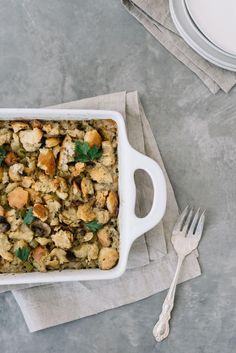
[0,91,201,332]
[122,0,236,94]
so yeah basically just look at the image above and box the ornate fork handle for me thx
[153,256,184,342]
[152,207,205,342]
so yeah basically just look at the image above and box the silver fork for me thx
[153,206,205,342]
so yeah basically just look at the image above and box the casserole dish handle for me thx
[127,147,167,243]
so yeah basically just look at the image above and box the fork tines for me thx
[173,206,206,238]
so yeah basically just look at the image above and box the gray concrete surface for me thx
[0,0,236,352]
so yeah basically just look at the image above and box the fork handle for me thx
[153,255,184,342]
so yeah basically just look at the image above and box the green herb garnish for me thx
[23,208,35,225]
[0,147,6,166]
[84,220,103,232]
[75,141,102,163]
[15,247,30,262]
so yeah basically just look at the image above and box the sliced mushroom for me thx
[31,220,51,237]
[0,216,10,232]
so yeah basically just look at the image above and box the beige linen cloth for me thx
[122,0,236,94]
[0,91,201,332]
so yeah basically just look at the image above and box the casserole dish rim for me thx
[0,108,166,284]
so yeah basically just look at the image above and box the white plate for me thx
[185,0,236,57]
[169,0,236,71]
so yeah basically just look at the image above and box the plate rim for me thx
[185,0,236,57]
[169,0,236,71]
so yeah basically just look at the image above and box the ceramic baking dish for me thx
[0,108,167,284]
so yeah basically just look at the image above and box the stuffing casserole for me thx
[0,119,119,273]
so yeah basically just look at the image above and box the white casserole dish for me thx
[0,108,166,284]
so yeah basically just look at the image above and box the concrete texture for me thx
[0,0,235,352]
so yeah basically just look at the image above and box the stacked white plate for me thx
[169,0,236,71]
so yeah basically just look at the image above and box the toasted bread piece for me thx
[11,121,29,133]
[84,129,102,147]
[33,204,49,221]
[19,128,43,152]
[89,164,113,184]
[7,187,28,209]
[98,247,118,270]
[37,148,56,177]
[45,137,60,148]
[106,191,118,215]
